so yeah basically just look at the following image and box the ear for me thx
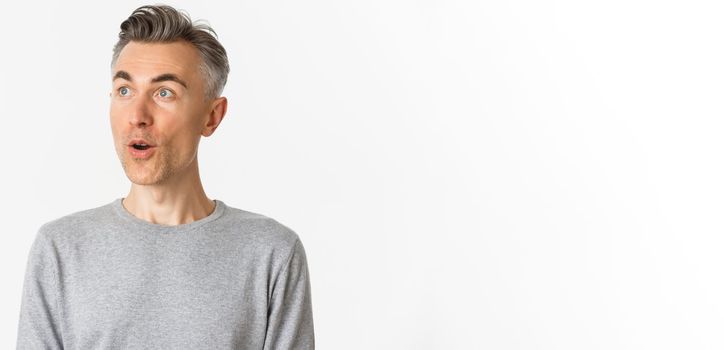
[201,96,227,137]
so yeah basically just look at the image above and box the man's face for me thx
[110,41,210,186]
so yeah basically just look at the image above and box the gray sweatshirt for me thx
[16,198,314,349]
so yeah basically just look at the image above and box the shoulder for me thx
[219,203,302,252]
[34,201,115,246]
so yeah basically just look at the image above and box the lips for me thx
[126,138,157,159]
[128,138,156,147]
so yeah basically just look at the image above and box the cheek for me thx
[109,98,126,114]
[109,116,120,139]
[109,115,125,142]
[109,105,126,131]
[167,128,202,158]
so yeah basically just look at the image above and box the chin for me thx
[125,172,159,186]
[120,161,159,185]
[118,151,178,186]
[124,165,176,186]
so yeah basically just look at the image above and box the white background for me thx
[2,0,722,348]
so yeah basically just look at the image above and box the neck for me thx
[122,159,215,226]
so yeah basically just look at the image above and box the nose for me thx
[128,94,154,127]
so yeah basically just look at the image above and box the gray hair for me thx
[111,5,230,100]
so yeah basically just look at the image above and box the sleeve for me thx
[263,238,315,350]
[16,226,64,350]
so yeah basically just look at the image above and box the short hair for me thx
[111,4,230,100]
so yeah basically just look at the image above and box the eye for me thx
[118,86,130,96]
[158,88,174,99]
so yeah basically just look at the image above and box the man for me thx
[16,4,314,349]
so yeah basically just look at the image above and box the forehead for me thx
[114,41,201,81]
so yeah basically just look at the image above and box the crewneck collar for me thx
[111,197,226,234]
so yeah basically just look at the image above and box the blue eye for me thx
[119,87,130,96]
[158,88,174,98]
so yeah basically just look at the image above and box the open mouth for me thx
[127,142,156,159]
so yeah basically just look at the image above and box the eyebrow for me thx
[113,70,188,88]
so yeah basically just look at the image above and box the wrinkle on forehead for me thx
[113,41,202,87]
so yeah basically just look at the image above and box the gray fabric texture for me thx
[16,198,314,349]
